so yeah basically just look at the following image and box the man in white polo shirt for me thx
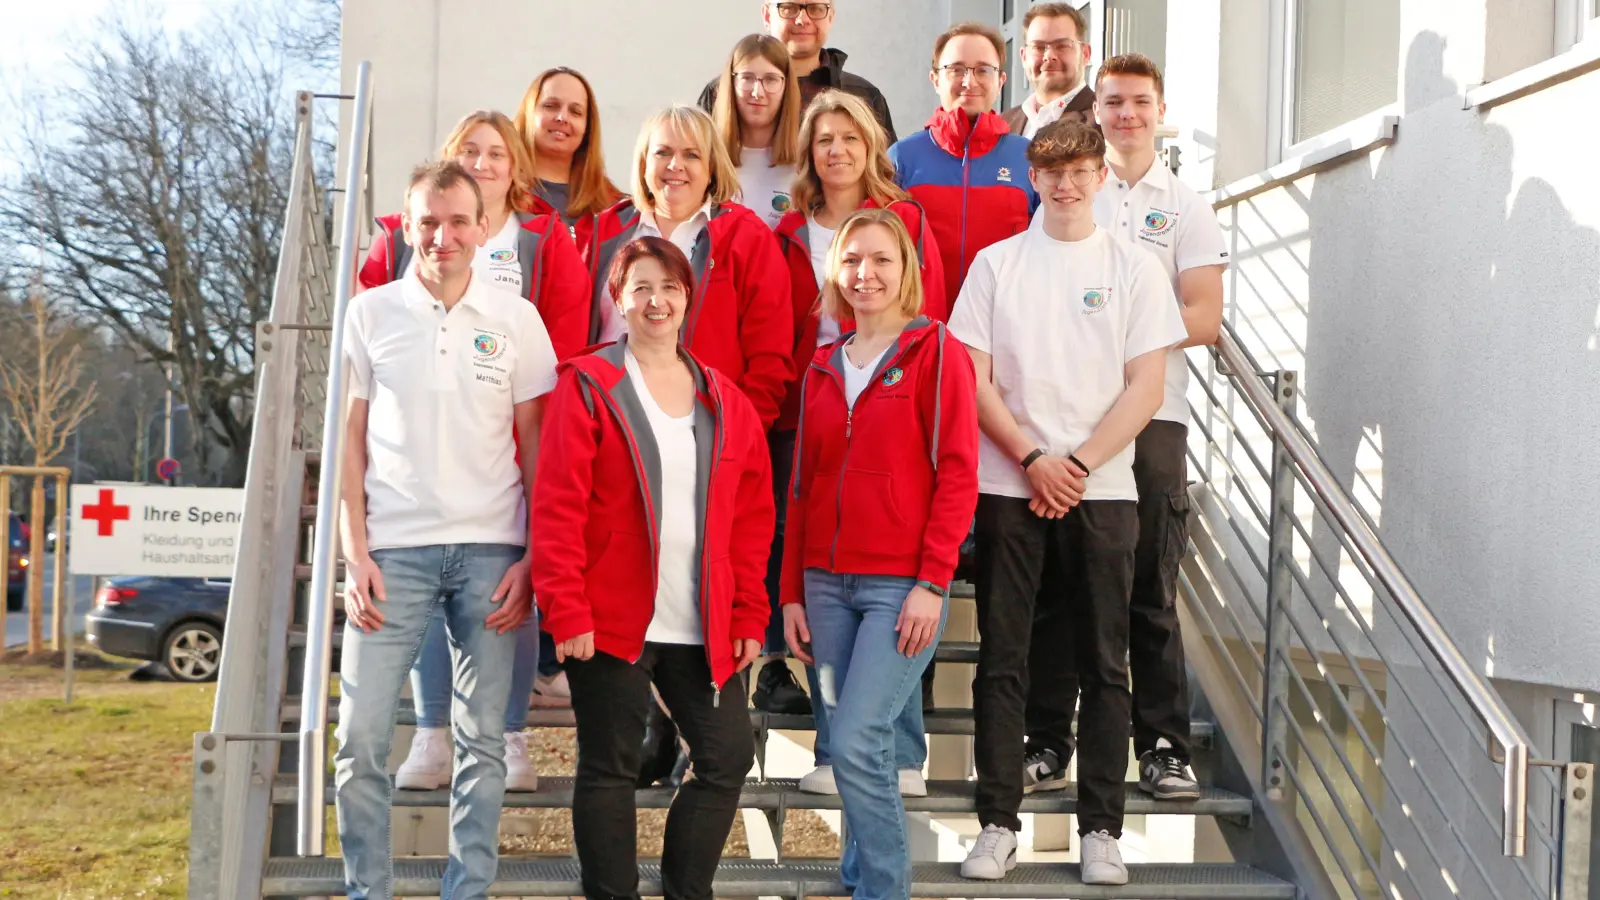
[333,160,559,900]
[950,121,1186,885]
[1023,53,1229,806]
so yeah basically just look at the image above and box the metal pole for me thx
[1560,762,1593,899]
[164,332,175,485]
[51,473,66,651]
[298,60,372,857]
[0,475,9,620]
[1259,370,1298,803]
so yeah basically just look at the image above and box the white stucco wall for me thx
[338,0,953,215]
[1166,0,1600,694]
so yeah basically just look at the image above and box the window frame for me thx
[1000,0,1106,111]
[1269,0,1402,165]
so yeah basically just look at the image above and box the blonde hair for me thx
[631,106,742,212]
[792,91,907,216]
[438,110,535,213]
[513,67,623,218]
[821,209,925,322]
[713,34,803,167]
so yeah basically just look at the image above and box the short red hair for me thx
[606,236,695,305]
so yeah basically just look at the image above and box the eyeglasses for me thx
[1025,38,1082,57]
[734,72,788,94]
[1036,166,1102,188]
[773,2,831,20]
[938,64,1001,82]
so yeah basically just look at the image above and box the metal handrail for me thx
[296,60,373,857]
[1212,328,1534,857]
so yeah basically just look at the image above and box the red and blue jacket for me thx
[888,108,1036,315]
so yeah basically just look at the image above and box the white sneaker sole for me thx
[1082,866,1130,886]
[505,773,539,792]
[1023,773,1070,794]
[394,770,449,791]
[1138,777,1202,800]
[959,853,1017,881]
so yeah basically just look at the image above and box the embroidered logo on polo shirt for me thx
[773,192,792,214]
[1082,289,1110,314]
[882,367,905,387]
[1143,211,1173,233]
[474,334,499,356]
[488,248,516,264]
[996,167,1013,183]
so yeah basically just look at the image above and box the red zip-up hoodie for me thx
[359,211,592,361]
[780,318,979,607]
[586,200,794,429]
[532,340,776,692]
[772,198,949,432]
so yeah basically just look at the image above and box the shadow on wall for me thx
[1301,31,1600,692]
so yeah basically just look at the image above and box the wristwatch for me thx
[1020,448,1046,470]
[916,580,948,595]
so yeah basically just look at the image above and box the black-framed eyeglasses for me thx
[938,63,1001,82]
[773,2,832,20]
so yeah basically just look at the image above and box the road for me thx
[5,552,97,650]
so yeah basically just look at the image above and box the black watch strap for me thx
[1020,448,1046,470]
[1069,454,1091,475]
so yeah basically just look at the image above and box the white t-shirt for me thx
[602,202,716,343]
[947,226,1187,502]
[344,271,559,550]
[1093,162,1229,423]
[808,218,842,346]
[625,350,705,646]
[842,341,893,409]
[406,215,524,297]
[736,147,796,230]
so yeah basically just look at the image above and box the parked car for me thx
[86,575,346,682]
[5,513,25,613]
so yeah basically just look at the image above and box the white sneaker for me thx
[797,765,838,794]
[530,671,571,709]
[504,731,538,792]
[898,767,927,797]
[960,824,1017,880]
[394,727,451,790]
[1079,829,1128,885]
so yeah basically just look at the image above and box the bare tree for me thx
[0,282,97,654]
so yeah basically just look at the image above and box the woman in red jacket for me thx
[585,106,794,430]
[758,89,947,773]
[513,66,622,244]
[781,208,979,900]
[533,236,774,900]
[358,109,591,360]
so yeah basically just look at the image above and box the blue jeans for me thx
[334,543,523,900]
[804,570,946,900]
[808,664,927,770]
[411,606,539,730]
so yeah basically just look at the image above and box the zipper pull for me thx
[845,409,852,439]
[713,684,722,708]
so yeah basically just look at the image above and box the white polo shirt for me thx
[948,226,1186,502]
[405,214,525,296]
[1094,161,1229,424]
[343,270,560,551]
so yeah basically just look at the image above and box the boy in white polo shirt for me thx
[333,161,559,900]
[1023,53,1229,806]
[949,121,1185,885]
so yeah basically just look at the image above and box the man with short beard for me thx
[1000,3,1096,138]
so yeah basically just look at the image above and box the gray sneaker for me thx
[1138,739,1201,800]
[1022,748,1069,793]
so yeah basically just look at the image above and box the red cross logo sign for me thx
[82,488,132,537]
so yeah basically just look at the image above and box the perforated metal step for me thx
[272,775,1253,818]
[260,857,1296,898]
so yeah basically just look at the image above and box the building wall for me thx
[338,0,953,214]
[1165,0,1600,695]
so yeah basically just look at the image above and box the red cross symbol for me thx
[82,488,131,537]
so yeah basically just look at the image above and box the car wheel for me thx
[163,622,223,683]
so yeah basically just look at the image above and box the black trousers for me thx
[1026,421,1194,764]
[567,645,755,900]
[972,494,1137,837]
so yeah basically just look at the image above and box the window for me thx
[1105,0,1167,71]
[1002,37,1015,110]
[1483,0,1599,82]
[1287,0,1400,145]
[1000,0,1106,110]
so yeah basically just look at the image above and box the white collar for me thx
[1112,158,1172,195]
[638,201,714,235]
[402,266,483,311]
[1022,84,1087,121]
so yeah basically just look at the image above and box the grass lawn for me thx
[0,656,210,899]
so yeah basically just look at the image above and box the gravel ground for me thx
[498,729,840,860]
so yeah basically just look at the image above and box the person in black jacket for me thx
[699,1,896,144]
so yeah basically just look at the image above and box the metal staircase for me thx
[188,65,1591,899]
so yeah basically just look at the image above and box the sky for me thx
[0,0,211,85]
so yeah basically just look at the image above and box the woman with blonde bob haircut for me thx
[782,207,979,900]
[586,105,794,432]
[713,34,804,229]
[757,93,948,742]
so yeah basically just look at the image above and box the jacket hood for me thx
[925,107,1012,158]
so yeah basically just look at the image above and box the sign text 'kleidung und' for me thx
[70,484,245,577]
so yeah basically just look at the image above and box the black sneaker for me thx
[1022,748,1069,793]
[752,659,812,715]
[1138,742,1201,800]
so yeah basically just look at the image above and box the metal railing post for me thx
[296,60,373,857]
[1259,370,1298,802]
[1561,762,1593,898]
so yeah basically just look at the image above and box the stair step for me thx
[260,857,1295,898]
[279,702,1215,745]
[272,776,1252,818]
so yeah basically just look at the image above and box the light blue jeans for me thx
[411,606,539,731]
[334,543,523,900]
[805,570,946,900]
[807,664,927,770]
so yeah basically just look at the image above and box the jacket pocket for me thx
[844,469,908,529]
